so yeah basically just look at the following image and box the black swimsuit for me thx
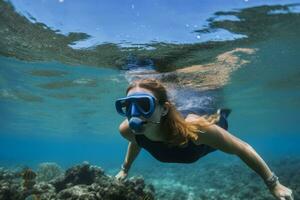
[134,109,230,163]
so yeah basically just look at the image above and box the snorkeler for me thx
[114,78,294,200]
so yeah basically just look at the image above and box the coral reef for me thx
[0,156,298,200]
[0,162,155,200]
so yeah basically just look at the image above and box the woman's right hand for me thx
[115,170,128,181]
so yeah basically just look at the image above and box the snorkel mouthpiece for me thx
[129,117,146,133]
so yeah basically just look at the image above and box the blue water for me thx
[0,56,130,169]
[1,0,300,199]
[1,44,299,170]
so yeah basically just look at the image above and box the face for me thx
[126,87,169,133]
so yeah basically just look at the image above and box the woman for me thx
[114,78,293,200]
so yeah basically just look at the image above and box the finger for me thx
[288,193,294,200]
[285,195,292,200]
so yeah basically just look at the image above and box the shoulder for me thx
[185,114,209,145]
[119,119,138,143]
[184,113,202,122]
[189,124,221,146]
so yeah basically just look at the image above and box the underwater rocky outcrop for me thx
[0,162,155,200]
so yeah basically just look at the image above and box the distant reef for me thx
[1,1,299,72]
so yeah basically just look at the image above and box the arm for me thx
[118,120,141,173]
[197,125,293,199]
[197,124,273,182]
[122,142,141,172]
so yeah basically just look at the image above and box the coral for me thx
[36,162,63,183]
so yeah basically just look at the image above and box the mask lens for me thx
[136,98,151,113]
[115,93,156,118]
[120,99,131,115]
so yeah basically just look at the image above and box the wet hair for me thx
[126,78,220,147]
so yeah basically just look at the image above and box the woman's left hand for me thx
[269,182,294,200]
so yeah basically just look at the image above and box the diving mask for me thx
[115,92,158,132]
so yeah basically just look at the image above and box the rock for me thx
[52,162,105,192]
[58,185,96,199]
